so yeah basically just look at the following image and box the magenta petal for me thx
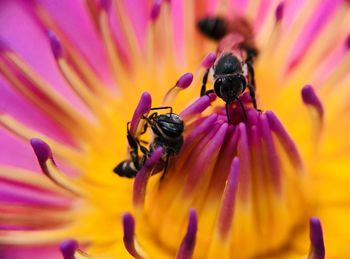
[0,77,77,147]
[35,0,112,84]
[0,127,40,171]
[0,245,62,259]
[0,1,91,114]
[0,181,68,206]
[122,0,148,47]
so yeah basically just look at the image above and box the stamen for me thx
[237,123,252,202]
[48,32,105,115]
[183,114,218,148]
[48,31,64,59]
[216,157,240,241]
[98,2,129,89]
[129,92,152,137]
[150,0,170,21]
[30,138,54,168]
[122,213,144,259]
[201,52,216,69]
[192,53,216,91]
[184,123,228,195]
[1,51,91,129]
[308,217,325,259]
[180,95,216,121]
[266,111,303,171]
[60,239,79,259]
[346,34,350,49]
[175,209,198,259]
[301,85,324,121]
[176,73,194,89]
[30,138,84,196]
[162,73,193,105]
[259,114,282,194]
[133,147,163,209]
[275,1,285,23]
[33,4,112,100]
[100,0,111,12]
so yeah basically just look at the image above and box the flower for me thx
[0,0,350,258]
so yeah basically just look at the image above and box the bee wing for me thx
[217,33,245,54]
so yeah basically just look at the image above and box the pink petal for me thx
[35,0,113,85]
[0,245,62,259]
[0,127,40,171]
[0,1,91,115]
[0,76,77,147]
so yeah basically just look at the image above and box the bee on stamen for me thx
[198,16,260,122]
[114,106,184,180]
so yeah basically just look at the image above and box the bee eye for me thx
[214,78,223,88]
[237,75,247,89]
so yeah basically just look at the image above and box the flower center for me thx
[137,103,311,258]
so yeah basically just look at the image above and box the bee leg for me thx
[159,155,170,182]
[139,122,148,135]
[234,97,248,120]
[139,145,150,157]
[204,89,215,97]
[225,102,231,123]
[149,106,173,114]
[127,133,139,155]
[200,69,210,96]
[246,61,256,90]
[247,83,261,112]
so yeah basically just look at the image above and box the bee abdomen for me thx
[113,160,138,178]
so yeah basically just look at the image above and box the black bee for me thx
[198,16,260,122]
[113,122,149,178]
[114,106,184,179]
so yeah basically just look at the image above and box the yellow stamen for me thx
[99,9,131,93]
[0,166,71,196]
[4,52,92,126]
[0,114,81,161]
[45,159,85,196]
[57,58,107,116]
[113,1,143,65]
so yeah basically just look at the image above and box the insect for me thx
[113,122,149,178]
[114,106,184,180]
[197,16,260,121]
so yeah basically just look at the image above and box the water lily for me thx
[0,0,349,258]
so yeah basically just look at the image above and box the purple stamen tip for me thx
[150,0,162,21]
[201,52,216,69]
[130,92,152,135]
[122,213,142,258]
[176,73,194,89]
[301,85,324,118]
[100,0,112,12]
[176,209,198,259]
[48,31,63,59]
[309,217,325,259]
[59,239,79,259]
[30,138,53,166]
[275,1,285,22]
[345,34,350,50]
